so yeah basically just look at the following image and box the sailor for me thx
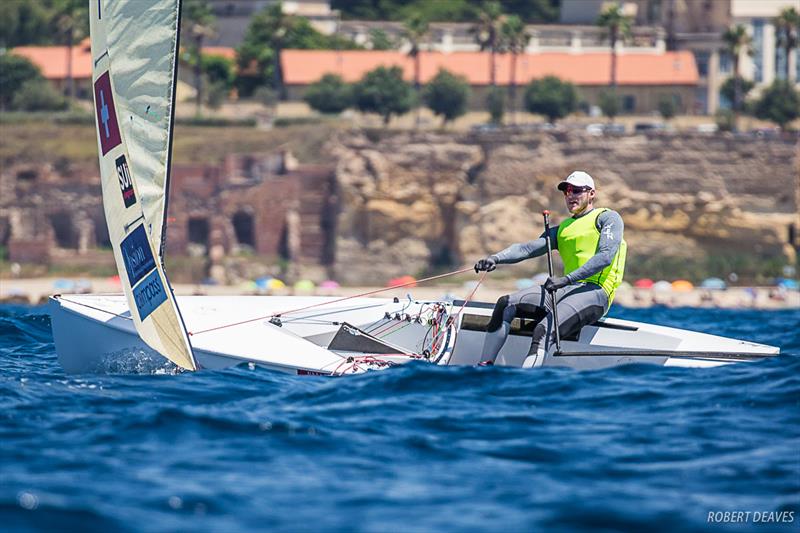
[473,171,626,365]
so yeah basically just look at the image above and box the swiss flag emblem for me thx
[93,71,122,155]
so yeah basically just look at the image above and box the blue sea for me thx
[1,304,798,532]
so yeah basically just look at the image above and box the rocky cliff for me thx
[329,130,799,284]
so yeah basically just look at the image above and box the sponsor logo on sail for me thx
[120,225,156,287]
[132,269,167,321]
[93,71,122,155]
[115,155,136,207]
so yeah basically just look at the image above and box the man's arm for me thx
[564,210,624,283]
[491,226,559,264]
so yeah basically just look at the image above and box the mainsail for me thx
[90,0,196,370]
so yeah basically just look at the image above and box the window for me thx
[623,95,636,112]
[694,50,710,77]
[187,217,209,245]
[752,20,763,83]
[719,51,732,73]
[232,211,255,247]
[49,212,78,249]
[775,45,787,80]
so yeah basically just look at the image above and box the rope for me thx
[188,266,474,336]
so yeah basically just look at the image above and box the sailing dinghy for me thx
[48,0,780,375]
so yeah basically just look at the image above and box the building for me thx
[0,152,335,268]
[282,49,699,114]
[560,0,800,113]
[10,38,94,99]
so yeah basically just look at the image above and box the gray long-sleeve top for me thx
[491,209,624,283]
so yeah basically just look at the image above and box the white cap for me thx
[557,171,595,191]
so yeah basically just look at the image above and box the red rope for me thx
[189,266,475,336]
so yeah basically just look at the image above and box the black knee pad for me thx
[486,295,510,332]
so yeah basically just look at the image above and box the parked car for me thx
[633,122,666,133]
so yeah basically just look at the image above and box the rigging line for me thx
[57,296,133,321]
[188,267,474,336]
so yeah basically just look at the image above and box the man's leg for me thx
[529,284,608,355]
[480,286,546,364]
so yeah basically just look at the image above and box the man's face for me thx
[563,185,595,215]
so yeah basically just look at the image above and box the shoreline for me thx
[1,277,797,310]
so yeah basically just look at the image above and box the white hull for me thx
[49,294,780,375]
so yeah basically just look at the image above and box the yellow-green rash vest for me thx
[557,208,627,304]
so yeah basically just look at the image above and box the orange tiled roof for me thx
[11,38,93,80]
[281,49,698,86]
[202,46,236,60]
[12,40,237,80]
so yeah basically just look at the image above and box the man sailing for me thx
[473,171,627,365]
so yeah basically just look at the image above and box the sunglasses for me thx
[563,186,592,195]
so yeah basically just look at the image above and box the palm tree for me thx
[774,7,800,80]
[596,3,633,91]
[470,1,505,87]
[722,24,752,128]
[183,0,216,114]
[52,0,87,101]
[402,13,429,128]
[500,15,530,123]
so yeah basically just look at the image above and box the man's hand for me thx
[474,256,497,273]
[544,276,569,292]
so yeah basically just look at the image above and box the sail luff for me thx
[90,0,196,371]
[159,0,182,263]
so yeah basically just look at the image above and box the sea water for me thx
[1,304,798,532]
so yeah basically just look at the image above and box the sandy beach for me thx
[1,276,797,309]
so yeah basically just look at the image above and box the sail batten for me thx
[90,0,196,371]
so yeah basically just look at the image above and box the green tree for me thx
[12,79,68,111]
[353,66,413,125]
[720,76,755,111]
[524,76,577,123]
[237,3,360,98]
[722,24,752,130]
[182,0,216,114]
[0,1,52,47]
[304,74,353,114]
[753,80,800,129]
[368,28,395,50]
[402,13,429,127]
[202,54,235,90]
[470,1,504,87]
[486,86,505,124]
[0,54,44,110]
[423,69,470,126]
[499,14,530,122]
[774,7,800,80]
[598,89,619,121]
[657,95,677,121]
[596,3,633,91]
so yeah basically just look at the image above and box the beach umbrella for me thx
[634,278,654,288]
[294,279,316,292]
[776,278,799,290]
[107,275,121,287]
[387,275,416,288]
[671,279,694,292]
[320,280,340,289]
[515,278,535,290]
[268,278,285,290]
[700,277,726,290]
[653,280,673,292]
[238,281,257,293]
[255,276,272,290]
[618,281,632,290]
[53,279,75,291]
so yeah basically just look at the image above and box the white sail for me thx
[90,0,196,371]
